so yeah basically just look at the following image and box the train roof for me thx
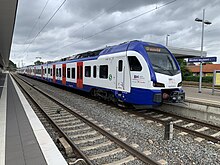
[23,40,165,68]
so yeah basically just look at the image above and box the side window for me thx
[71,68,75,79]
[45,68,46,74]
[93,66,97,78]
[59,68,61,77]
[85,66,91,77]
[99,65,108,79]
[128,56,142,71]
[118,60,123,72]
[67,68,70,78]
[48,68,50,74]
[51,68,52,76]
[56,68,58,77]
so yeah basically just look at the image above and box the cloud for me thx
[10,0,220,66]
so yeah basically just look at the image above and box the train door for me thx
[41,66,43,79]
[62,64,66,85]
[116,59,124,90]
[53,64,56,83]
[77,62,83,88]
[34,67,36,77]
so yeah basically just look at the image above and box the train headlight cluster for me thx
[153,82,165,87]
[169,91,185,103]
[177,82,182,87]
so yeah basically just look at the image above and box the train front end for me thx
[144,44,185,104]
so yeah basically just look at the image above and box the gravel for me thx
[20,75,220,164]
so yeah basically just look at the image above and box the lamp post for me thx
[195,9,211,93]
[166,34,170,46]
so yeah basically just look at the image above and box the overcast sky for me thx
[10,0,220,67]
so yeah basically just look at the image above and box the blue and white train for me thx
[18,40,185,108]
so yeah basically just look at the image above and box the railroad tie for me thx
[172,119,183,124]
[74,135,104,144]
[195,127,209,132]
[103,155,135,165]
[182,123,194,127]
[211,131,220,137]
[88,148,124,160]
[70,130,97,138]
[80,141,113,151]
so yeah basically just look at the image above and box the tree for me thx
[8,60,17,71]
[177,58,192,78]
[34,60,43,65]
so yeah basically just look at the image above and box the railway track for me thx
[13,74,161,165]
[127,109,220,144]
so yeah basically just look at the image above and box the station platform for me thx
[0,72,67,165]
[183,86,219,106]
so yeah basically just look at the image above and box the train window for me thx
[128,56,142,71]
[118,60,123,72]
[93,66,97,78]
[48,68,50,74]
[45,68,46,74]
[51,68,53,76]
[59,68,61,77]
[71,68,75,79]
[99,65,108,79]
[85,66,91,77]
[56,68,58,77]
[67,68,70,78]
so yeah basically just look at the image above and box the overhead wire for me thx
[23,0,50,53]
[24,0,67,56]
[60,0,177,50]
[71,0,123,36]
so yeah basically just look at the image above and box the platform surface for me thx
[183,86,220,105]
[6,74,47,165]
[0,72,67,165]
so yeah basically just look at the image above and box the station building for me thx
[187,64,220,77]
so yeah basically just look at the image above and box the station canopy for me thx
[0,0,18,68]
[167,46,207,59]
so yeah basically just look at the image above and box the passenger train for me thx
[18,40,185,108]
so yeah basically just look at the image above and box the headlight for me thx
[177,82,182,87]
[153,82,165,87]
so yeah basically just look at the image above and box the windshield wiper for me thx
[152,64,173,75]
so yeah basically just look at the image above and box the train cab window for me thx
[85,66,91,77]
[118,60,123,72]
[128,56,142,71]
[93,66,97,78]
[99,65,108,79]
[59,68,61,77]
[67,68,70,78]
[71,68,75,79]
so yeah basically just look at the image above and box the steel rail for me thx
[127,109,220,144]
[12,74,93,165]
[14,74,159,165]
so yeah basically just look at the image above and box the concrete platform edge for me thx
[0,74,7,165]
[10,74,67,165]
[156,101,220,126]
